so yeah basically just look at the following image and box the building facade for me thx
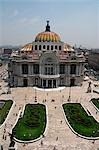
[8,21,85,88]
[88,50,99,71]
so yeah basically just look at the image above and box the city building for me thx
[8,21,86,88]
[88,49,99,71]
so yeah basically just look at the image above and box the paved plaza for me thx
[0,71,99,149]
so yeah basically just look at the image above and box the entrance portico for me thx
[41,79,57,88]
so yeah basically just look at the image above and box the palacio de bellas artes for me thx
[8,21,86,88]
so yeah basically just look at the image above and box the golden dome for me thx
[35,32,60,42]
[35,21,61,42]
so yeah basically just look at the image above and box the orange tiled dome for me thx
[35,21,61,42]
[35,31,60,42]
[21,43,32,52]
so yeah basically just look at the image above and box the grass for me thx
[12,104,46,141]
[63,103,99,137]
[0,100,13,125]
[91,98,99,109]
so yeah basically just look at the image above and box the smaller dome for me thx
[21,43,32,52]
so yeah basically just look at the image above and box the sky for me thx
[0,0,99,48]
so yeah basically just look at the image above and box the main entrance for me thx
[42,79,57,88]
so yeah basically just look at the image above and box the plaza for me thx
[0,74,99,149]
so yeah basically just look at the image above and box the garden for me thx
[12,104,46,141]
[63,103,99,137]
[0,100,13,125]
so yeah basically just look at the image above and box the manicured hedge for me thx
[12,104,46,141]
[91,98,99,109]
[63,103,99,137]
[0,100,13,125]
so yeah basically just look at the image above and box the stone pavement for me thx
[0,79,99,149]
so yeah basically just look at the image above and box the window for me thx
[59,46,61,50]
[51,45,53,50]
[55,45,57,49]
[47,45,49,50]
[43,45,45,49]
[35,78,38,85]
[33,64,39,74]
[70,64,76,74]
[22,64,28,74]
[32,46,33,50]
[45,66,54,75]
[35,45,37,50]
[39,45,41,50]
[60,64,65,74]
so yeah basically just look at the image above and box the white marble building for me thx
[8,21,86,88]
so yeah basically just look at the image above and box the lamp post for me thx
[35,88,37,102]
[68,85,71,102]
[35,79,37,102]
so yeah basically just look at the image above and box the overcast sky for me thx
[0,0,99,48]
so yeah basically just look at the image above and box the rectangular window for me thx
[45,67,47,75]
[22,64,28,74]
[33,64,39,74]
[51,67,53,75]
[35,45,37,50]
[70,64,76,74]
[60,64,65,74]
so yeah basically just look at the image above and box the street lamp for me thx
[35,88,37,102]
[68,85,71,102]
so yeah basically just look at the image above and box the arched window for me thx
[43,45,46,49]
[47,45,49,50]
[51,45,53,50]
[35,45,37,50]
[59,46,61,50]
[39,45,41,50]
[55,45,57,49]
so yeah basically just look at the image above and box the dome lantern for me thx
[45,20,50,32]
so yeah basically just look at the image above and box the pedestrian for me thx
[56,136,58,141]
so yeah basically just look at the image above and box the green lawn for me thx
[0,100,13,125]
[12,104,46,141]
[63,103,99,137]
[91,98,99,109]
